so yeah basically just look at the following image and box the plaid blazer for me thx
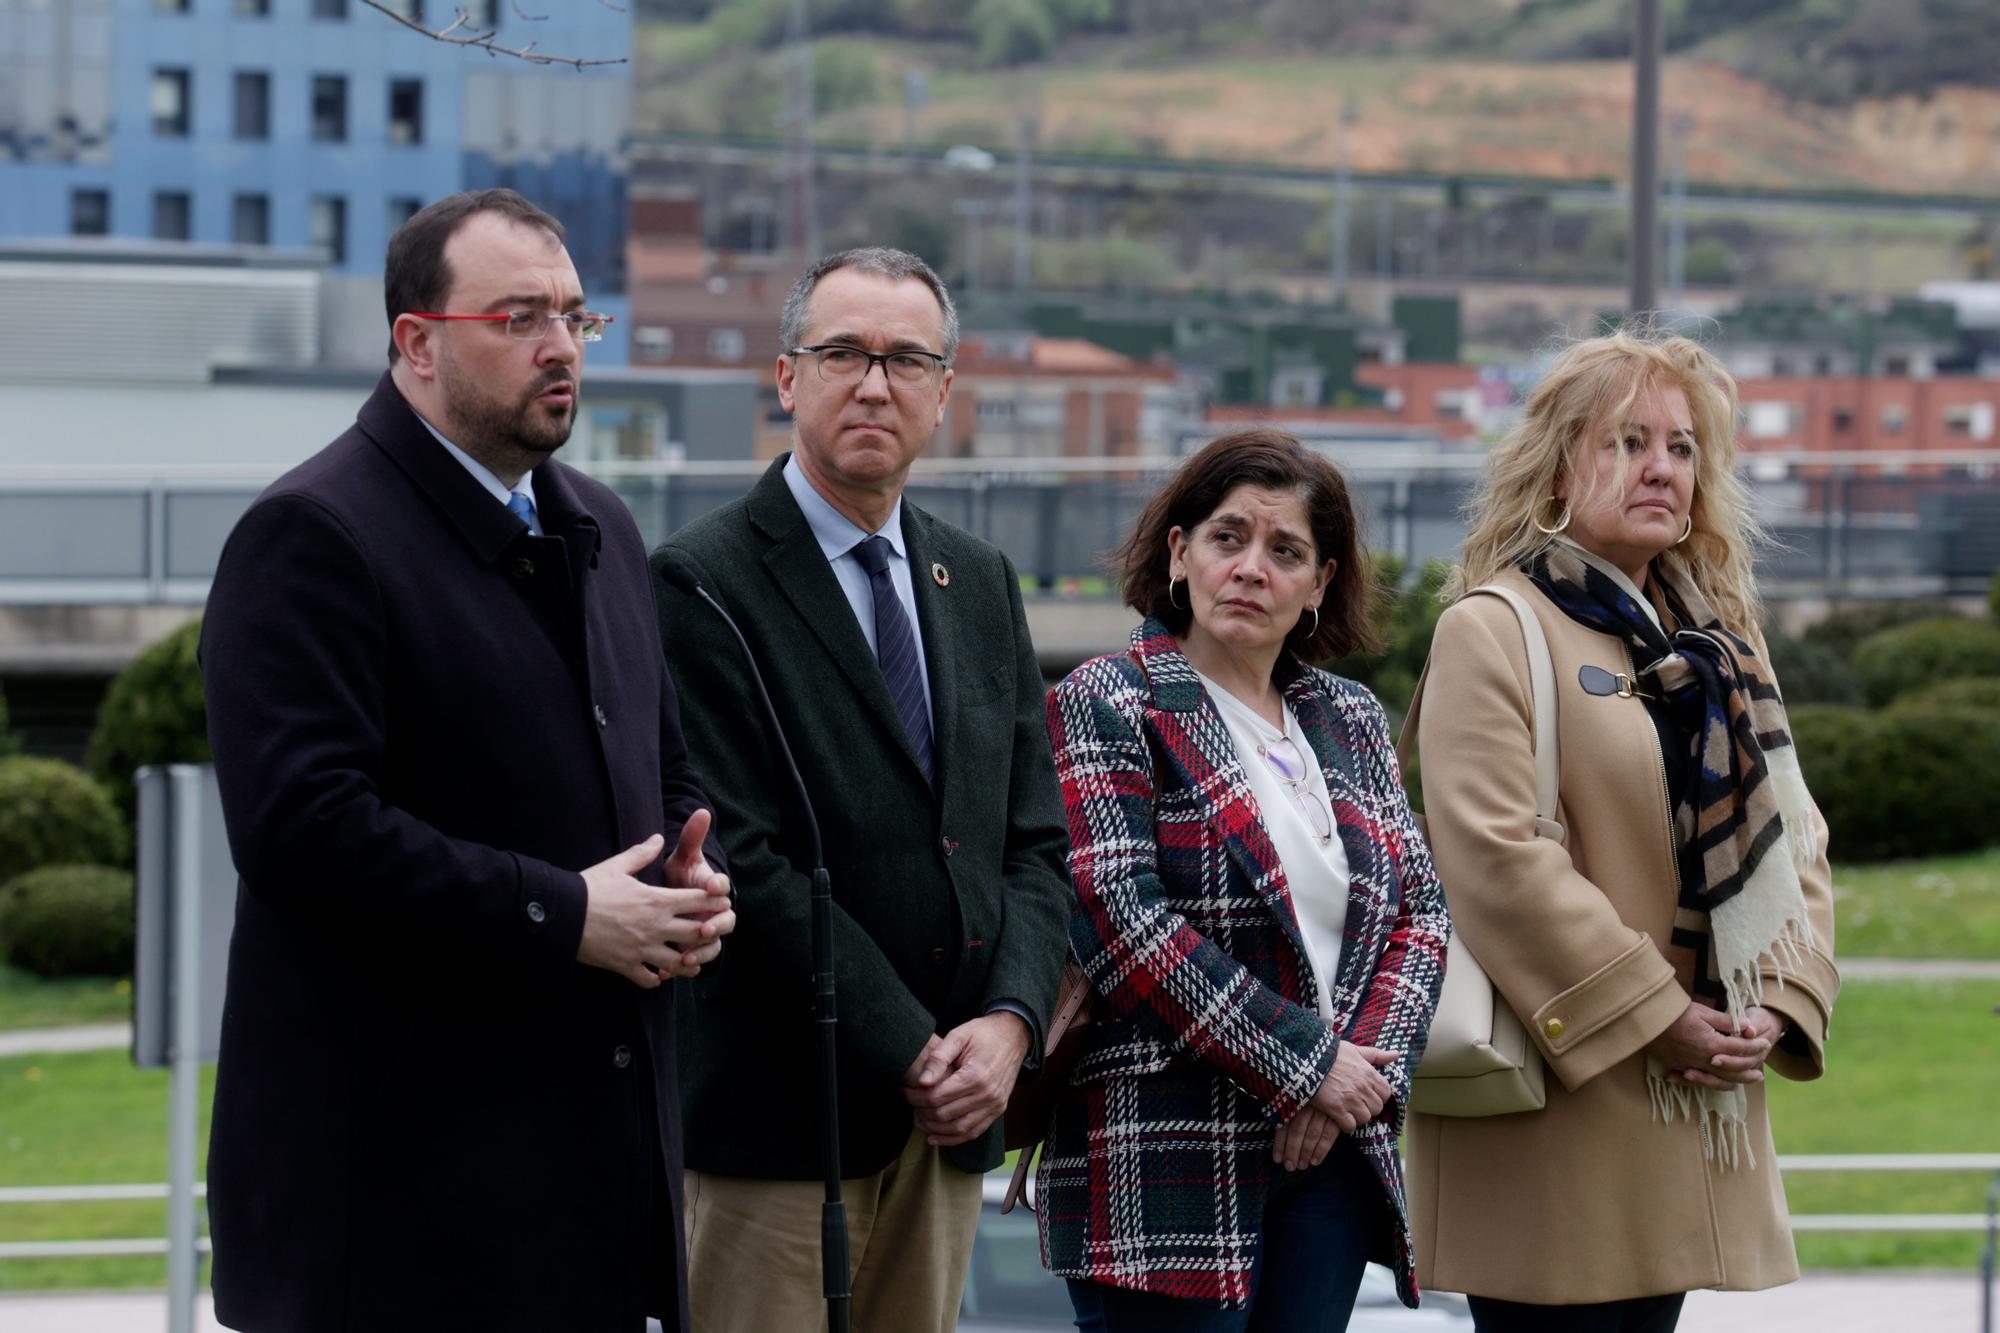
[1035,620,1449,1310]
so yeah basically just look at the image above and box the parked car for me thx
[959,1176,1475,1331]
[942,143,998,172]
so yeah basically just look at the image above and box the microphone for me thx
[655,548,850,1333]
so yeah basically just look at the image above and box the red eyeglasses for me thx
[408,310,613,343]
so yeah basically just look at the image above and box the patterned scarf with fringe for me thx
[1521,538,1815,1170]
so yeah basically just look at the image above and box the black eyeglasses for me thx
[788,343,949,389]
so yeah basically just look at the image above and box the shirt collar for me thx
[782,452,905,564]
[415,410,538,512]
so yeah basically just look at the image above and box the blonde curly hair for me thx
[1446,326,1765,631]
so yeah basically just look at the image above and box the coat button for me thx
[612,1045,632,1069]
[1543,1018,1566,1039]
[594,704,608,728]
[940,835,959,857]
[930,948,947,963]
[511,557,534,579]
[525,901,545,924]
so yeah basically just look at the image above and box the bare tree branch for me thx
[511,0,548,21]
[354,0,626,69]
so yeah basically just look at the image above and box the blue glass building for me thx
[0,0,630,306]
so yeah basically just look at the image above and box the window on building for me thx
[235,0,271,15]
[1881,403,1907,434]
[636,327,674,360]
[311,195,347,265]
[1944,405,1978,437]
[1883,354,1911,377]
[708,328,745,361]
[1832,406,1855,434]
[233,193,270,245]
[388,80,424,146]
[152,69,191,137]
[312,75,348,143]
[234,72,270,140]
[312,0,348,17]
[387,196,423,233]
[70,189,110,237]
[153,191,192,242]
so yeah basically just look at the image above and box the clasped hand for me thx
[1274,1042,1400,1172]
[1646,1001,1782,1089]
[576,809,736,988]
[901,1012,1033,1148]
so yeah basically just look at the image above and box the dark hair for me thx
[780,246,959,360]
[1112,428,1379,661]
[383,188,566,365]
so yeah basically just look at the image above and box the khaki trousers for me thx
[684,1125,984,1333]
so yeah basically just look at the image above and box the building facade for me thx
[0,0,630,299]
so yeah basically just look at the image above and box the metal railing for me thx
[0,449,1996,605]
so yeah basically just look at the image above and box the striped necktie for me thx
[506,491,538,535]
[852,535,935,786]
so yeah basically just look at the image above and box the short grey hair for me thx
[779,247,959,362]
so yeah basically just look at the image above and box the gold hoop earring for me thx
[1675,515,1693,545]
[1532,499,1572,536]
[1168,577,1186,610]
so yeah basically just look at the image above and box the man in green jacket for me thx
[651,247,1072,1333]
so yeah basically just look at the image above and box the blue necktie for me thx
[852,535,935,786]
[506,491,538,535]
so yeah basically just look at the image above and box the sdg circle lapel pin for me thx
[931,562,951,588]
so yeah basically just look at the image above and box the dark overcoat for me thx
[651,456,1073,1180]
[201,375,719,1333]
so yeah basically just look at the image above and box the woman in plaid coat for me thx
[1036,430,1450,1331]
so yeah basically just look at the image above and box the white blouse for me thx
[1194,670,1352,1021]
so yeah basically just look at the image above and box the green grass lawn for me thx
[1830,849,2000,960]
[0,965,131,1031]
[0,1050,214,1291]
[0,979,1990,1290]
[1767,977,1999,1269]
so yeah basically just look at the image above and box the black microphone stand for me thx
[663,560,849,1333]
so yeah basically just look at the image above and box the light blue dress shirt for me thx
[416,412,541,535]
[782,454,933,726]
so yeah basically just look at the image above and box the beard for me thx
[437,344,577,461]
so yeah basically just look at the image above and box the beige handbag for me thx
[1399,584,1556,1118]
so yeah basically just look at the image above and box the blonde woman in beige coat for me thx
[1408,329,1839,1332]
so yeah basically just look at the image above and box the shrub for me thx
[1764,629,1862,707]
[1325,554,1451,718]
[1791,702,2000,862]
[1851,618,2000,707]
[0,757,129,888]
[1801,599,1963,659]
[87,619,209,823]
[0,864,135,978]
[0,683,17,757]
[970,0,1056,65]
[1891,678,2000,714]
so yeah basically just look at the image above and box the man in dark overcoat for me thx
[200,189,733,1333]
[652,247,1072,1333]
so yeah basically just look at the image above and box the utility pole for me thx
[1666,109,1692,309]
[1013,108,1036,291]
[1630,0,1662,317]
[1330,96,1356,308]
[1375,192,1393,318]
[785,0,817,259]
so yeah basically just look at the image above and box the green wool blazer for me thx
[651,456,1073,1179]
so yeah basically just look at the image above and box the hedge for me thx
[0,863,135,978]
[87,618,209,822]
[1791,702,2000,862]
[0,756,129,889]
[1801,600,1964,659]
[1850,618,2000,708]
[1891,678,2000,714]
[1765,630,1863,707]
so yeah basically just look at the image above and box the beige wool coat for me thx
[1407,567,1840,1305]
